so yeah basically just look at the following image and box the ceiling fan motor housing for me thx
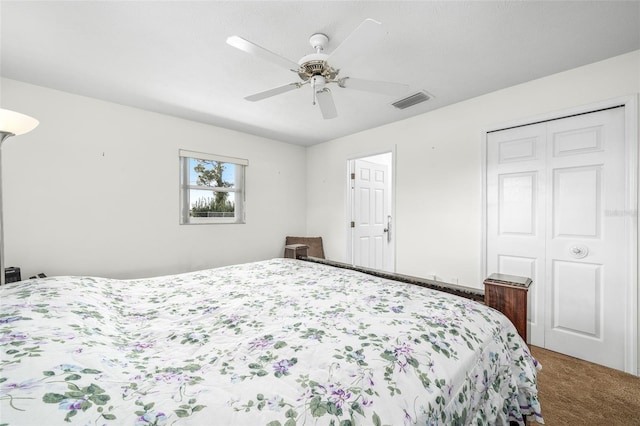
[297,54,338,81]
[297,33,338,82]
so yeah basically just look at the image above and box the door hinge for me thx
[351,173,355,180]
[350,221,355,228]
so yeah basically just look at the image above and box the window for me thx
[179,150,247,224]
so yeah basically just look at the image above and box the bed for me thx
[0,258,543,425]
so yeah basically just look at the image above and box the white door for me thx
[487,107,629,371]
[352,159,391,271]
[487,122,547,346]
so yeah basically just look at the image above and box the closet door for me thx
[486,123,547,347]
[544,108,626,370]
[486,107,628,371]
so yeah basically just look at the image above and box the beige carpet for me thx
[529,345,640,425]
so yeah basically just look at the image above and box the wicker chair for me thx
[284,236,325,259]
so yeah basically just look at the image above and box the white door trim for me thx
[481,94,638,375]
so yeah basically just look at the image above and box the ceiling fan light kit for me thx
[226,19,409,120]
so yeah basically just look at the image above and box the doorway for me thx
[484,98,637,374]
[347,152,394,272]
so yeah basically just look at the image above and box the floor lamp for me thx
[0,108,39,285]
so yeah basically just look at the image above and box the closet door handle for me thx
[570,245,588,259]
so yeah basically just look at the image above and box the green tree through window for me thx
[179,150,247,224]
[190,160,234,217]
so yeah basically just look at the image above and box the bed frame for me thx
[297,255,531,343]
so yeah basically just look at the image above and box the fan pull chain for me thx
[312,77,317,105]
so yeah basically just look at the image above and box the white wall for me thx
[1,78,307,279]
[307,50,639,288]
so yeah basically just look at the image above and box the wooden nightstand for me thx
[284,244,309,259]
[483,273,532,343]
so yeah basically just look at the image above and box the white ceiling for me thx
[1,1,639,146]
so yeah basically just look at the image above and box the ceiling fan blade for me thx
[326,18,383,68]
[245,83,301,102]
[339,77,409,96]
[226,35,299,71]
[315,88,337,119]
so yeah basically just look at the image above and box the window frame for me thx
[179,149,248,225]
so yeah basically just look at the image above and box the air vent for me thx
[392,91,432,110]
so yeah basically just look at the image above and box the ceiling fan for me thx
[226,19,409,119]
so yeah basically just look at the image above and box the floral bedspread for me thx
[1,258,543,425]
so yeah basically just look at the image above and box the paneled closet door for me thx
[543,108,626,370]
[486,107,628,371]
[486,123,547,347]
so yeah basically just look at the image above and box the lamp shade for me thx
[0,108,39,136]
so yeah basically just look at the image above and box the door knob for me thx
[385,215,391,243]
[569,245,589,259]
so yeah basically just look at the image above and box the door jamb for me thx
[480,94,638,375]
